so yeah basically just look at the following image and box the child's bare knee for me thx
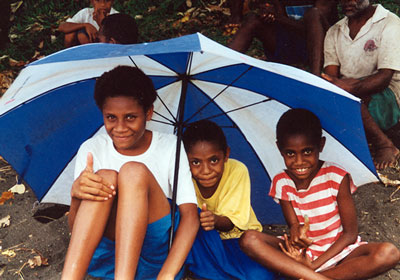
[119,161,149,178]
[239,230,260,250]
[96,169,118,186]
[373,242,400,267]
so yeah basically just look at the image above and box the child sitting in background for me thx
[58,0,118,47]
[240,108,400,279]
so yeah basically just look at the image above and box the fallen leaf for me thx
[8,33,18,43]
[38,41,44,49]
[0,264,5,277]
[28,255,48,268]
[1,249,16,258]
[0,70,16,95]
[147,6,156,13]
[186,0,192,7]
[25,22,44,33]
[180,15,190,23]
[8,184,25,194]
[0,191,14,205]
[8,57,26,67]
[10,1,23,14]
[0,215,10,228]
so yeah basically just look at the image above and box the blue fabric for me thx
[285,5,313,20]
[87,203,183,279]
[187,228,277,280]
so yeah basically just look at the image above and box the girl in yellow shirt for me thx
[182,120,275,280]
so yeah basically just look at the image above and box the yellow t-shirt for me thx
[194,158,262,240]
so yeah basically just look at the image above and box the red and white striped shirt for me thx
[269,162,364,271]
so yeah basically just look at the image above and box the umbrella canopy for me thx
[0,33,377,224]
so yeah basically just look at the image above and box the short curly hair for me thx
[94,65,157,112]
[100,13,138,44]
[182,120,228,155]
[276,108,322,147]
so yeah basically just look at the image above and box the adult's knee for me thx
[239,230,260,252]
[373,242,400,268]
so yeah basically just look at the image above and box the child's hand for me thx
[279,234,312,267]
[199,203,215,231]
[290,215,313,249]
[71,152,115,201]
[84,23,98,43]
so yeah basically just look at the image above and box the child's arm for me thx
[308,174,358,270]
[58,22,98,42]
[200,203,234,232]
[158,203,199,280]
[68,152,115,230]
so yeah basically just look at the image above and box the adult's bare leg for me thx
[303,7,329,76]
[62,169,118,280]
[240,230,331,280]
[114,162,171,278]
[228,14,276,55]
[361,104,399,170]
[228,0,244,24]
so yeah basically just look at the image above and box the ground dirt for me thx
[0,157,399,279]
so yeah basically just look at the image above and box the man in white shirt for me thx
[323,0,400,170]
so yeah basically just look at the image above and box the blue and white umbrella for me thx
[0,33,377,224]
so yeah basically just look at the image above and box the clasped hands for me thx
[279,216,313,267]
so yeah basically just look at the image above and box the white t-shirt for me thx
[324,4,400,106]
[66,7,119,30]
[74,130,197,206]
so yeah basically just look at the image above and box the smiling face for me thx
[278,133,325,189]
[186,141,229,198]
[102,96,153,156]
[340,0,370,18]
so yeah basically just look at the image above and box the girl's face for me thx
[187,141,229,196]
[278,133,325,188]
[102,96,153,156]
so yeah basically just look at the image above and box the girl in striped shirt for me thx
[241,108,399,279]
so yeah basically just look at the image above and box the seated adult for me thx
[323,0,400,170]
[98,13,138,44]
[229,0,338,76]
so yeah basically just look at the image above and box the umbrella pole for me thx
[169,73,190,250]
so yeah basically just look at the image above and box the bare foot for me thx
[373,145,400,170]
